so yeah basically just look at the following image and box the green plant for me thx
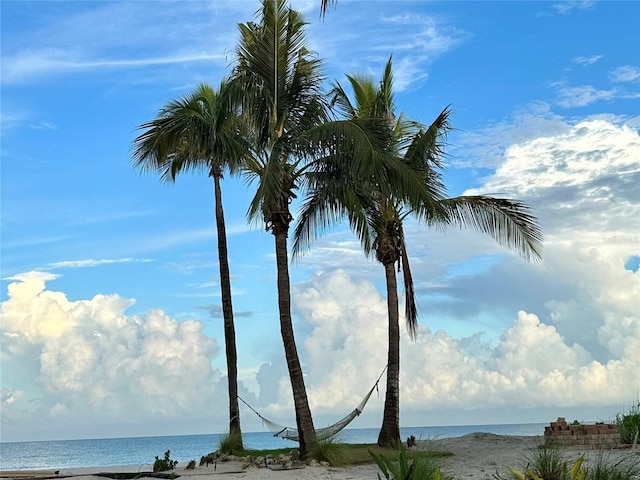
[527,447,569,480]
[153,450,178,472]
[507,454,586,480]
[218,430,243,455]
[371,447,450,480]
[307,437,349,466]
[587,451,640,480]
[615,400,640,445]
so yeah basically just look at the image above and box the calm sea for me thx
[0,423,546,471]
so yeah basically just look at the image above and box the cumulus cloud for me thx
[288,270,638,417]
[0,271,226,438]
[469,119,640,232]
[296,271,640,410]
[452,118,640,369]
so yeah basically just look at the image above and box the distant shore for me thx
[2,433,637,480]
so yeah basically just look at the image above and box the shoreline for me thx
[2,433,637,480]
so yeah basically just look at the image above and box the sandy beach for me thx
[3,434,638,480]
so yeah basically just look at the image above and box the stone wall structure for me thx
[544,417,620,448]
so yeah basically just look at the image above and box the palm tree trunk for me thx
[377,261,401,447]
[273,227,318,456]
[213,174,243,448]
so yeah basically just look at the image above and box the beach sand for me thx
[3,434,638,480]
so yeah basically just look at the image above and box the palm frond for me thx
[320,0,336,18]
[400,238,417,340]
[439,196,544,262]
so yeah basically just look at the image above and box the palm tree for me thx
[131,81,248,448]
[294,57,543,447]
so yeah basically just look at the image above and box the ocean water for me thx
[0,423,547,471]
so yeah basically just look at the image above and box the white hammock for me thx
[238,366,387,442]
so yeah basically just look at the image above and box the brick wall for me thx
[544,417,620,448]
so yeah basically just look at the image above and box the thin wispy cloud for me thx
[0,109,28,132]
[2,51,225,85]
[137,222,251,252]
[571,55,603,66]
[379,13,470,55]
[48,258,153,269]
[552,0,597,14]
[29,122,57,130]
[555,85,616,108]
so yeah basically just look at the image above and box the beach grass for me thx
[236,443,452,465]
[615,400,640,445]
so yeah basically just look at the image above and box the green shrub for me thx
[370,447,450,480]
[507,455,585,480]
[153,450,178,472]
[507,451,640,480]
[587,451,640,480]
[615,400,640,445]
[307,437,349,467]
[218,430,243,454]
[527,447,570,480]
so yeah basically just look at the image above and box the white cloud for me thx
[2,49,223,85]
[555,85,616,108]
[1,2,251,86]
[305,7,470,96]
[393,56,430,92]
[552,1,596,15]
[456,117,640,351]
[609,65,640,83]
[571,55,603,66]
[381,13,470,55]
[29,121,57,130]
[451,102,572,169]
[475,119,639,198]
[48,258,153,269]
[290,270,639,414]
[0,271,226,438]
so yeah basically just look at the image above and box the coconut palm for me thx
[131,81,248,448]
[293,57,543,447]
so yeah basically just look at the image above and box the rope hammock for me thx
[238,365,387,442]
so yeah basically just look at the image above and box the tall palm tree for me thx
[131,81,248,448]
[293,57,543,447]
[229,0,328,455]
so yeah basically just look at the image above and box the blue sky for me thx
[1,0,639,443]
